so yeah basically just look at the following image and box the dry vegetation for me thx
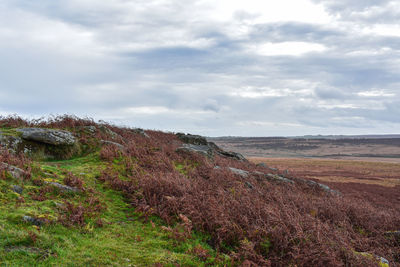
[1,115,399,266]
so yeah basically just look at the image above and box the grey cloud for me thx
[0,1,399,136]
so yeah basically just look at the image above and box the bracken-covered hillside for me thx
[0,115,399,266]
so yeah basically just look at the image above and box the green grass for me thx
[0,152,225,266]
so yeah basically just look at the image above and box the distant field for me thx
[249,157,400,210]
[209,136,400,159]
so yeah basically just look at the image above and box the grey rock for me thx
[256,162,268,168]
[101,140,125,149]
[379,256,389,265]
[245,181,254,189]
[297,178,341,196]
[228,167,249,178]
[98,125,119,139]
[176,133,208,146]
[11,185,23,194]
[269,167,278,172]
[213,166,222,170]
[217,150,247,161]
[0,163,26,180]
[22,216,43,226]
[176,144,213,157]
[78,125,97,134]
[265,173,294,184]
[131,128,150,138]
[384,230,400,241]
[45,181,80,193]
[17,128,76,145]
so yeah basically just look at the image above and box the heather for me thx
[0,115,399,266]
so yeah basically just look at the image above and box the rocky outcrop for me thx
[176,133,208,146]
[217,150,247,161]
[17,128,76,145]
[176,144,213,157]
[176,133,247,161]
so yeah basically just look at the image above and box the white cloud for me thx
[250,42,327,56]
[357,90,395,97]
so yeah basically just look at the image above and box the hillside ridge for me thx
[0,115,398,266]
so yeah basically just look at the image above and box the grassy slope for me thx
[0,152,221,266]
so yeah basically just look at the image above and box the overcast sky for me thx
[1,0,399,136]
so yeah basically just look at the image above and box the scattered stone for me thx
[98,125,120,139]
[245,181,254,189]
[22,216,43,226]
[213,166,222,170]
[11,185,23,194]
[296,178,341,196]
[384,230,400,241]
[101,140,125,149]
[269,167,278,172]
[0,162,26,180]
[176,144,213,157]
[256,163,268,168]
[17,128,76,145]
[176,133,208,146]
[131,128,150,138]
[228,167,249,178]
[265,173,294,184]
[45,181,80,193]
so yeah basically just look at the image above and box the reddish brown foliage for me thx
[96,127,400,266]
[2,116,399,265]
[58,196,105,227]
[63,172,84,190]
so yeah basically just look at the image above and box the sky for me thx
[1,0,399,136]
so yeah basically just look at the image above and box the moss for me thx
[0,152,223,266]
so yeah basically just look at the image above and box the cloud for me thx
[0,0,399,136]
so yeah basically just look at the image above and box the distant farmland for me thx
[208,136,400,160]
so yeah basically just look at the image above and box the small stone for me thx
[22,216,43,226]
[45,181,80,193]
[245,181,254,189]
[176,144,213,157]
[256,163,268,168]
[11,185,23,194]
[265,173,294,184]
[101,140,125,149]
[1,163,26,180]
[228,167,249,178]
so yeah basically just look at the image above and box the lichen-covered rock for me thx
[45,181,80,193]
[11,185,23,194]
[265,173,294,184]
[131,128,149,138]
[384,230,400,241]
[17,128,76,145]
[101,140,125,150]
[176,133,208,146]
[228,167,249,178]
[296,178,341,196]
[176,144,213,157]
[0,162,26,180]
[217,150,247,161]
[22,216,43,226]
